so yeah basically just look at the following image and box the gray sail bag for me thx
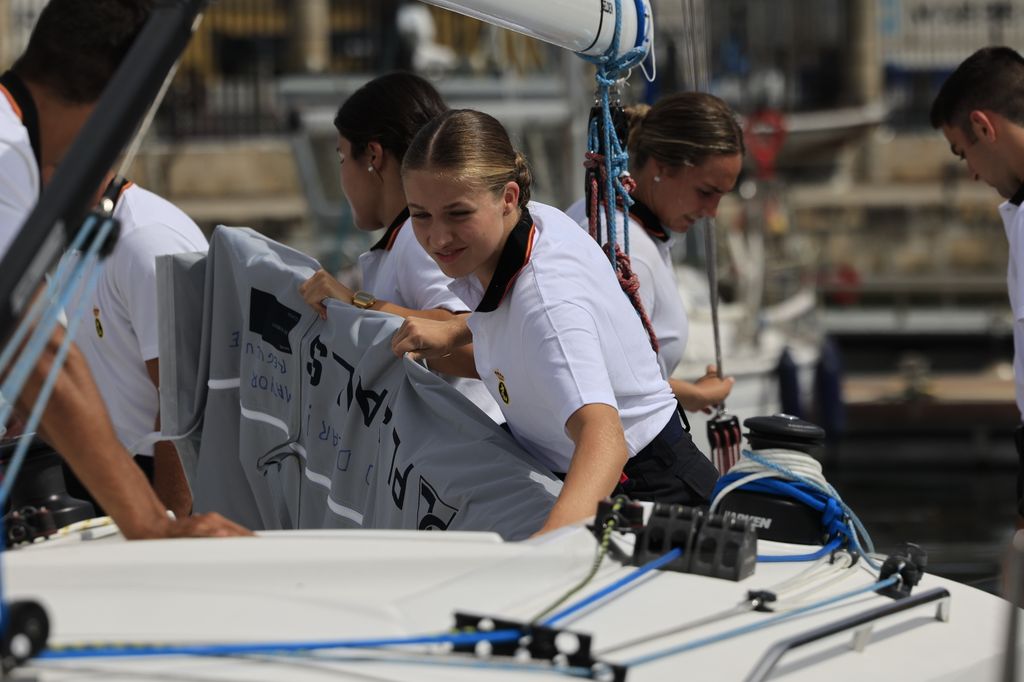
[157,226,559,540]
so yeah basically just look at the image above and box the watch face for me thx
[353,291,375,309]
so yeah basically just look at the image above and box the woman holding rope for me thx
[391,109,719,533]
[567,92,743,414]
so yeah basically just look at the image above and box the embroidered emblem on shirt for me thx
[93,307,104,338]
[494,369,509,404]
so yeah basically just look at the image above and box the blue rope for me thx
[0,216,115,508]
[757,537,843,564]
[276,650,595,678]
[542,548,682,627]
[578,0,649,263]
[623,575,900,667]
[0,214,100,426]
[712,449,880,570]
[40,629,523,660]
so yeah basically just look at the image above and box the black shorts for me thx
[615,412,719,506]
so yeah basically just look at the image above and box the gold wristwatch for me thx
[351,290,377,310]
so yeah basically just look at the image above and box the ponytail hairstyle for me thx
[402,109,533,210]
[625,92,744,170]
[334,72,448,162]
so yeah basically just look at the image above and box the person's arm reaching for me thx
[533,403,628,535]
[13,324,248,538]
[304,270,479,377]
[390,315,478,378]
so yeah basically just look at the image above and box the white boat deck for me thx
[4,525,1016,681]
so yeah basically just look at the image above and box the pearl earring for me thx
[653,175,661,183]
[367,165,375,173]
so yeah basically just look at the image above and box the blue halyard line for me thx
[578,0,649,263]
[543,547,683,627]
[0,213,101,425]
[622,575,900,667]
[0,216,114,507]
[0,212,100,379]
[40,629,524,660]
[757,537,844,563]
[271,650,595,678]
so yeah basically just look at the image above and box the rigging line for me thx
[621,575,899,667]
[115,15,202,180]
[253,649,595,679]
[735,449,879,569]
[0,250,100,445]
[40,629,524,660]
[767,551,853,597]
[0,214,99,388]
[757,537,843,563]
[595,550,856,656]
[0,217,116,509]
[542,547,682,627]
[527,497,624,625]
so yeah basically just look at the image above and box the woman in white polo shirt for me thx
[298,73,501,422]
[566,92,743,414]
[392,109,719,533]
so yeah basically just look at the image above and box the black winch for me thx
[715,414,832,546]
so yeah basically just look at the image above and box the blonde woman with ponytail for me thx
[567,92,744,415]
[393,110,719,534]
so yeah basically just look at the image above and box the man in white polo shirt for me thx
[931,47,1024,528]
[58,177,207,519]
[0,0,245,538]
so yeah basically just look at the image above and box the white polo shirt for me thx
[565,197,689,378]
[1000,184,1024,421]
[449,201,678,473]
[0,71,41,259]
[358,209,503,423]
[60,182,208,455]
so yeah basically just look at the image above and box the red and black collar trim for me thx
[628,197,669,242]
[369,208,411,251]
[1011,183,1024,207]
[475,207,537,313]
[0,71,41,178]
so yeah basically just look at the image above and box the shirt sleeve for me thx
[0,141,38,258]
[1010,212,1024,321]
[114,225,208,361]
[394,228,470,313]
[522,298,618,432]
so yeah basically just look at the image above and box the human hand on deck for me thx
[299,269,353,319]
[391,316,472,362]
[154,512,252,539]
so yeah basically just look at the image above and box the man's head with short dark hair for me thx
[932,46,1024,199]
[930,46,1024,140]
[12,0,152,104]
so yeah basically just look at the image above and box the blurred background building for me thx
[2,0,1022,588]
